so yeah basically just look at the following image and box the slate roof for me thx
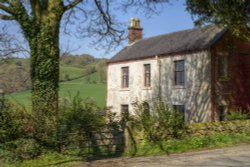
[109,25,226,63]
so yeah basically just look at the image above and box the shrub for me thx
[58,94,106,151]
[0,100,41,162]
[1,138,41,162]
[0,100,35,143]
[132,100,186,142]
[227,107,249,121]
[59,94,105,127]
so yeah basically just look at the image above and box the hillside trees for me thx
[186,0,250,39]
[0,0,169,143]
[0,63,30,93]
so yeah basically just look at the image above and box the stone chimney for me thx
[128,18,143,44]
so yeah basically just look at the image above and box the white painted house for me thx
[106,18,250,123]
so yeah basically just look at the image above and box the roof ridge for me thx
[132,24,221,45]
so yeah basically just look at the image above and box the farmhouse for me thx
[106,18,250,123]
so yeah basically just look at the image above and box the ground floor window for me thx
[121,105,129,122]
[173,105,185,120]
[143,102,150,117]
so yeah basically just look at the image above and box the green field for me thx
[7,72,106,110]
[60,66,84,80]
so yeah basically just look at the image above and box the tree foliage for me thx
[186,0,250,39]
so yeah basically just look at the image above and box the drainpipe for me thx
[156,55,162,101]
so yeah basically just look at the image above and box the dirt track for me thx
[72,144,250,167]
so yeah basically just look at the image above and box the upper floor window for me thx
[144,64,151,87]
[174,60,185,86]
[217,52,228,79]
[121,67,129,88]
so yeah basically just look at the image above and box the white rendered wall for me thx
[107,51,212,122]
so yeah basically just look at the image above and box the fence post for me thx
[0,89,4,112]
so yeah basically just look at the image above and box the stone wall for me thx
[186,120,250,137]
[125,120,250,147]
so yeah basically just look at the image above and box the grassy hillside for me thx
[60,66,84,81]
[8,72,106,110]
[3,55,108,110]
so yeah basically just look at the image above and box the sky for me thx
[59,0,195,59]
[1,0,195,59]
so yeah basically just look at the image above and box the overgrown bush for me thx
[227,107,249,121]
[132,100,186,142]
[0,101,36,143]
[0,100,41,162]
[1,138,41,162]
[58,95,106,151]
[59,94,105,127]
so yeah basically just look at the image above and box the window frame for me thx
[173,104,185,121]
[121,104,129,122]
[144,64,151,87]
[121,66,129,88]
[174,60,185,86]
[143,102,150,117]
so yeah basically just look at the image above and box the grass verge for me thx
[2,132,250,167]
[126,132,250,156]
[1,152,82,167]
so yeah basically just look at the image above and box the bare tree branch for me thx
[0,13,15,20]
[64,0,82,11]
[0,26,27,60]
[0,3,15,15]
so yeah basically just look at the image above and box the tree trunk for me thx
[28,16,61,144]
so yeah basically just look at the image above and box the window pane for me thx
[121,105,129,122]
[174,60,184,85]
[175,60,184,71]
[173,105,185,121]
[122,67,129,88]
[174,105,185,113]
[143,102,150,117]
[144,64,151,87]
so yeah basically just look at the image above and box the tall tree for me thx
[186,0,250,39]
[0,0,168,142]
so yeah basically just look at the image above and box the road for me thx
[73,144,250,167]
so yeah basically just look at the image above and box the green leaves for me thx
[186,0,250,39]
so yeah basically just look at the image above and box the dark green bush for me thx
[0,101,36,143]
[132,100,186,142]
[2,138,41,161]
[59,94,105,127]
[58,95,106,148]
[0,101,41,162]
